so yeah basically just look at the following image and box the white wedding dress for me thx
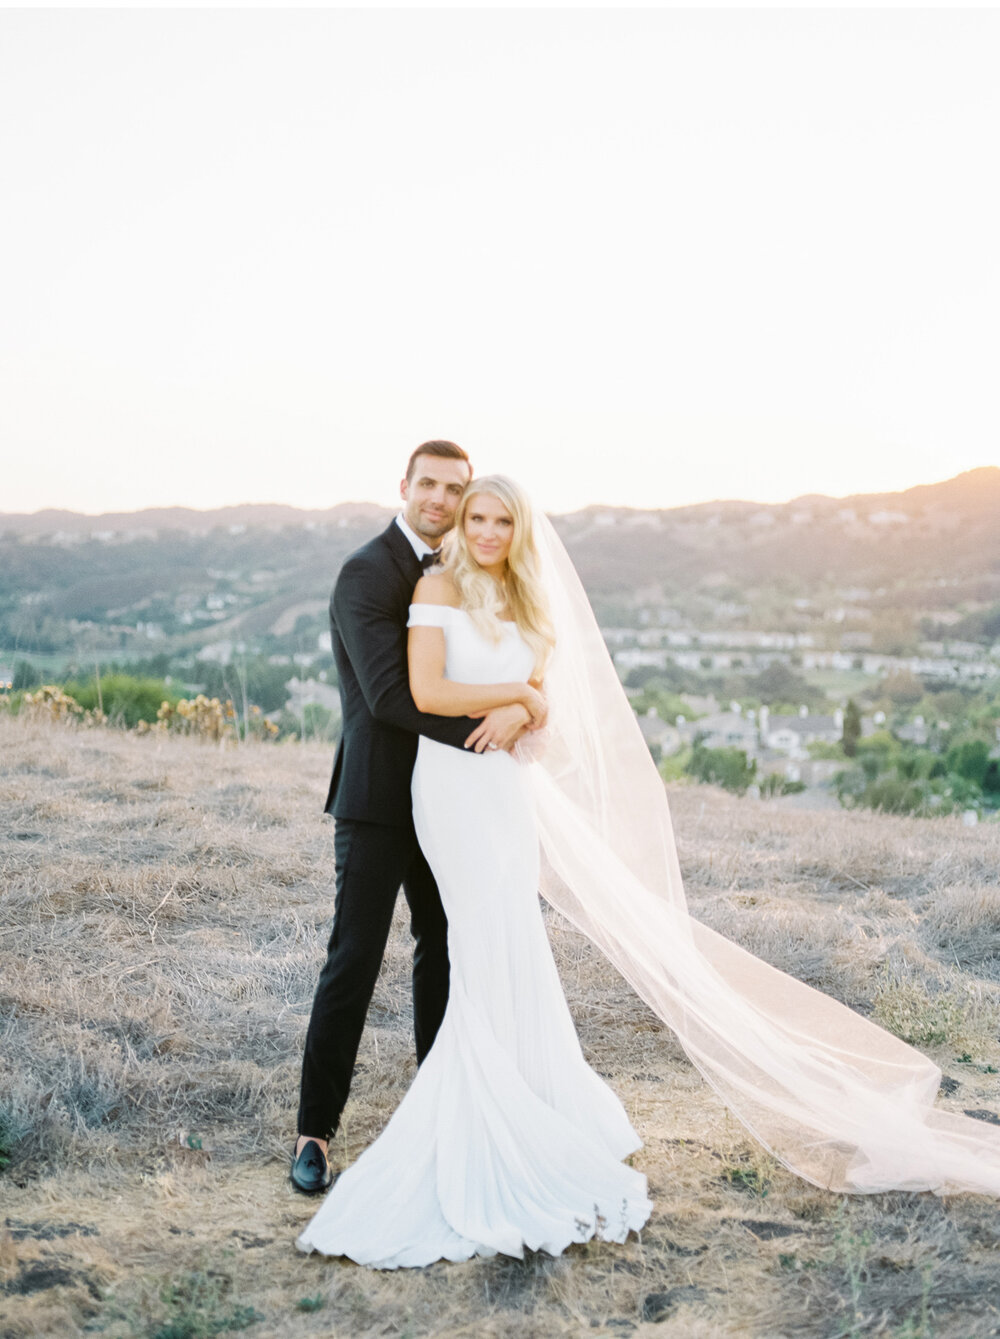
[296,604,653,1269]
[298,512,1000,1266]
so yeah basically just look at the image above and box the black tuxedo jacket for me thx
[324,520,475,825]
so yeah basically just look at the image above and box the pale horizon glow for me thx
[2,9,998,517]
[11,460,995,523]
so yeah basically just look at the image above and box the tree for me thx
[746,661,823,710]
[686,741,757,794]
[945,738,991,789]
[629,686,689,725]
[841,699,862,757]
[12,660,39,691]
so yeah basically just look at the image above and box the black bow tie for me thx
[420,551,442,571]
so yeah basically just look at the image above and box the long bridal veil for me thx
[528,510,1000,1196]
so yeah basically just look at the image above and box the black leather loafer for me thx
[290,1139,333,1194]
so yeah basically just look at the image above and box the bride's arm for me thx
[408,573,544,721]
[408,625,545,720]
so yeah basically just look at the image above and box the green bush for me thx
[946,737,992,789]
[62,674,181,728]
[759,773,806,798]
[856,730,899,760]
[629,686,692,725]
[686,741,756,794]
[658,747,692,783]
[150,1271,263,1339]
[835,763,987,818]
[807,740,847,761]
[861,775,931,815]
[12,659,40,691]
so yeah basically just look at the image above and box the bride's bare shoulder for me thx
[412,571,461,607]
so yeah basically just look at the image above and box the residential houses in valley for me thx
[610,628,1000,685]
[634,695,874,789]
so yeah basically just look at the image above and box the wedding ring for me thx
[488,742,498,750]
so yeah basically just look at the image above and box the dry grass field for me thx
[3,714,1000,1339]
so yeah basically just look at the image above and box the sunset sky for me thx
[2,8,998,517]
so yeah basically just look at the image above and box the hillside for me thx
[562,466,1000,598]
[4,716,1000,1336]
[2,470,999,671]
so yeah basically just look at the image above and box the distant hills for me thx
[2,468,999,665]
[558,466,1000,597]
[4,466,998,535]
[0,500,391,538]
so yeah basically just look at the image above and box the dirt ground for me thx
[3,714,1000,1338]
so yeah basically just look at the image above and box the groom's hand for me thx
[464,703,531,753]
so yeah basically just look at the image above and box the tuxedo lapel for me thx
[380,519,423,589]
[324,514,475,823]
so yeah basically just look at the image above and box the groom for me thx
[292,440,531,1192]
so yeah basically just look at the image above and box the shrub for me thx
[686,742,757,794]
[151,1272,263,1339]
[759,773,806,798]
[148,695,278,743]
[658,747,692,784]
[809,740,847,761]
[862,775,930,815]
[747,661,824,709]
[63,674,180,728]
[20,685,94,723]
[946,738,992,789]
[12,659,40,691]
[629,686,691,725]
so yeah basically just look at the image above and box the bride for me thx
[297,476,653,1267]
[298,474,1000,1269]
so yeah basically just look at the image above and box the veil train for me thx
[528,510,1000,1196]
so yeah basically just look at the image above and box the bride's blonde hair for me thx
[444,475,555,678]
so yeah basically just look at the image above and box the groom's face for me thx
[400,454,471,544]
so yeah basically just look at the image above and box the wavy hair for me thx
[443,476,555,678]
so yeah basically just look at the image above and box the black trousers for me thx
[296,818,450,1140]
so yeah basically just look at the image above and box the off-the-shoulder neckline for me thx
[410,603,516,626]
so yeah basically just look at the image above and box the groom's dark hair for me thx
[405,439,471,483]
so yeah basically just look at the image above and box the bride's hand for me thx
[464,702,531,753]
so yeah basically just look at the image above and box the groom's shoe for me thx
[290,1139,333,1195]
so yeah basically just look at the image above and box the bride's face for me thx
[464,493,514,574]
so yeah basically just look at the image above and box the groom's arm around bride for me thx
[292,441,527,1194]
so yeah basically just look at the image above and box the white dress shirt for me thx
[396,513,442,564]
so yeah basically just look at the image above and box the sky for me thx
[1,8,998,517]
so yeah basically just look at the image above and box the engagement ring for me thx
[488,742,498,750]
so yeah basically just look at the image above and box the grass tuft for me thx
[0,1105,28,1171]
[150,1271,264,1339]
[294,1292,325,1312]
[872,978,971,1048]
